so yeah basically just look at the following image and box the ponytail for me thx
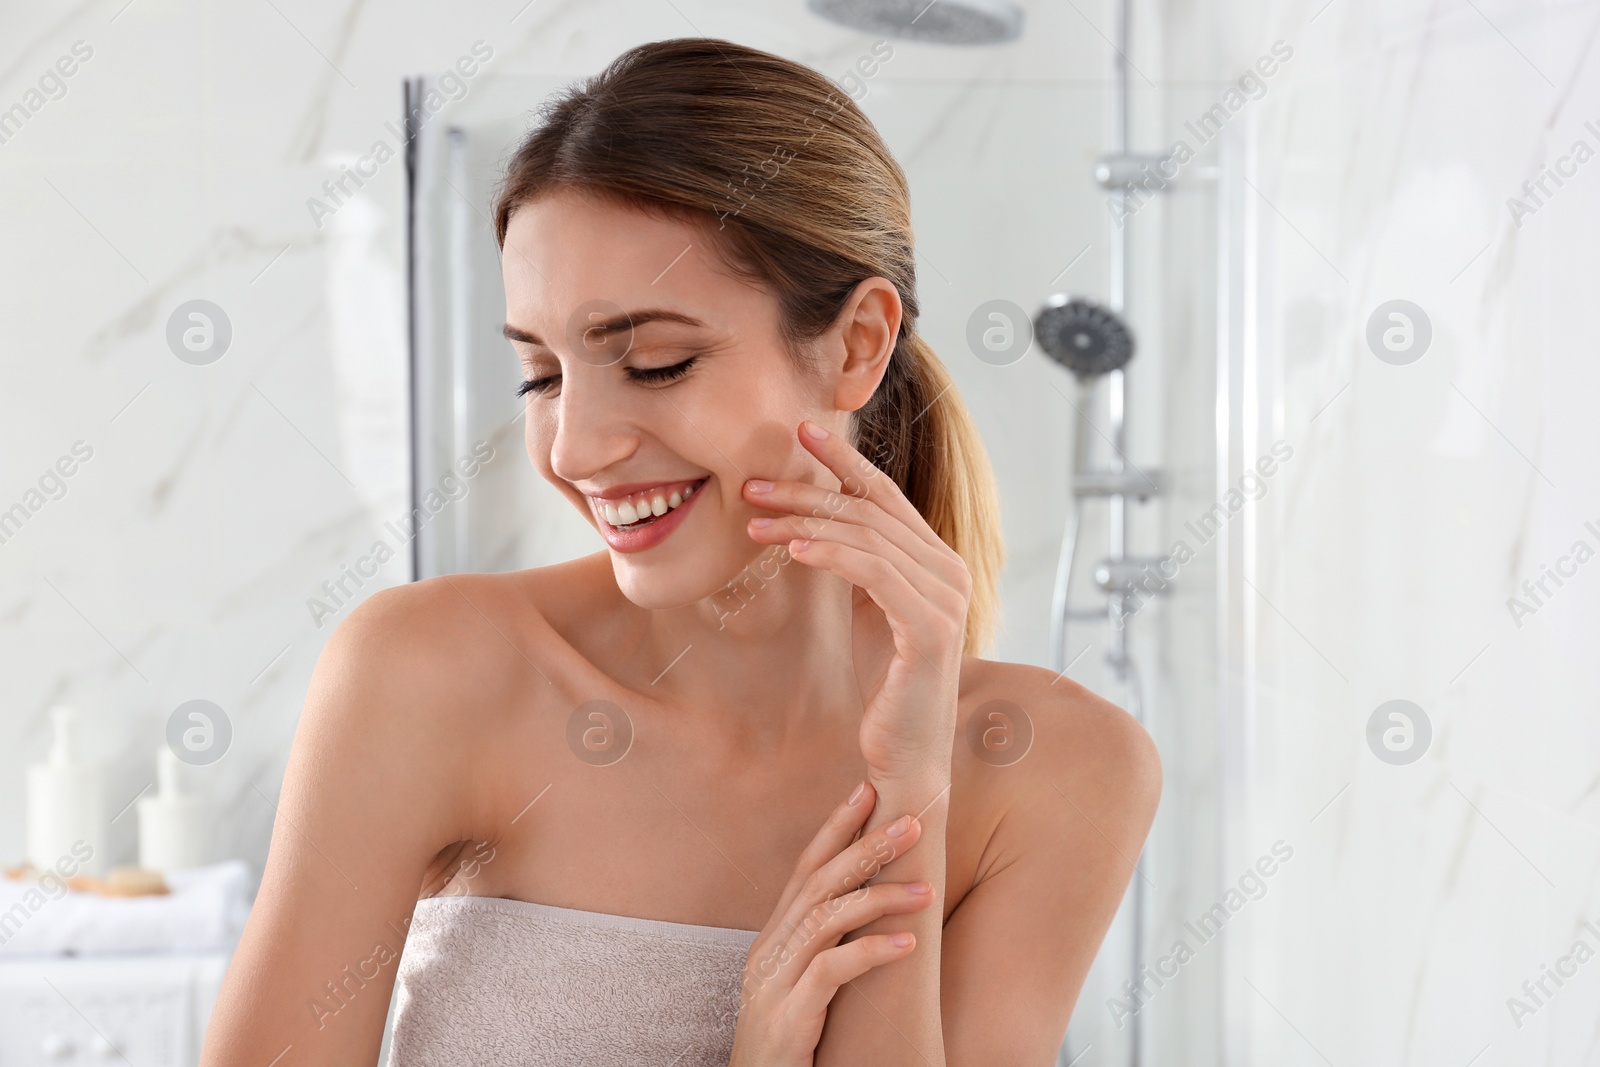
[855,330,1003,653]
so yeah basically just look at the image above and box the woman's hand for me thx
[728,782,933,1067]
[743,420,972,782]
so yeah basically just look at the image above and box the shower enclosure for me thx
[405,39,1246,1067]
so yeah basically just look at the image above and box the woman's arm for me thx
[940,674,1161,1063]
[812,768,951,1065]
[743,419,972,1066]
[728,781,941,1066]
[201,584,489,1066]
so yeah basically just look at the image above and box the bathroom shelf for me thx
[0,951,228,1065]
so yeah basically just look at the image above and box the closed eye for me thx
[515,355,700,398]
[516,375,557,398]
[626,355,699,386]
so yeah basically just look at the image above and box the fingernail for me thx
[789,539,811,553]
[890,932,914,947]
[848,781,866,806]
[801,420,829,441]
[749,517,773,529]
[886,815,912,837]
[746,479,773,493]
[907,881,932,895]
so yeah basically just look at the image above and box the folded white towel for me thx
[0,860,252,956]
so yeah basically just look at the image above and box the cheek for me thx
[678,365,819,482]
[741,418,806,479]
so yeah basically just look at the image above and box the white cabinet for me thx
[0,953,228,1067]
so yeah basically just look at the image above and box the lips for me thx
[588,477,709,553]
[591,478,706,529]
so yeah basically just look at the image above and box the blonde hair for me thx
[492,38,1004,652]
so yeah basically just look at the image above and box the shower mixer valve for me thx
[1073,467,1167,502]
[1094,556,1177,597]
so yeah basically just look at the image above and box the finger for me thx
[793,420,945,552]
[789,934,917,1019]
[745,479,961,584]
[754,881,933,996]
[782,881,934,957]
[747,513,953,606]
[794,813,921,917]
[782,539,956,650]
[766,782,878,932]
[775,879,934,955]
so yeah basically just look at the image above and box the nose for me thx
[546,368,640,485]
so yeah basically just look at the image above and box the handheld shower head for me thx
[1033,295,1135,381]
[806,0,1024,45]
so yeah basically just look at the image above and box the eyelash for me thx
[516,356,700,398]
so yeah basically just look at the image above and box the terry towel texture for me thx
[386,894,760,1066]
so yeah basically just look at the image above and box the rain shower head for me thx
[1033,294,1135,381]
[806,0,1024,45]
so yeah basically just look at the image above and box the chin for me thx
[608,536,768,612]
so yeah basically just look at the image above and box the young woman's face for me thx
[502,187,835,609]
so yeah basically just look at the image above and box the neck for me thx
[632,545,878,750]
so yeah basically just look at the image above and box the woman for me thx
[202,37,1160,1067]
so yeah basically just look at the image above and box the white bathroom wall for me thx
[0,0,1139,882]
[1150,0,1600,1064]
[3,7,1179,1055]
[17,1,1581,1064]
[0,1,1036,856]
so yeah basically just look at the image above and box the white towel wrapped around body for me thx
[387,894,759,1066]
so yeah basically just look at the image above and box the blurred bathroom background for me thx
[3,0,1598,1063]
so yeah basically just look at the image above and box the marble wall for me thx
[3,1,1160,1055]
[4,0,1593,1063]
[1150,0,1600,1064]
[0,0,1122,885]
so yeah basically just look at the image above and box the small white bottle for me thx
[26,705,109,876]
[138,746,208,873]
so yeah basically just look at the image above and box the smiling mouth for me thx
[592,478,708,530]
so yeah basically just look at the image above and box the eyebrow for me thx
[502,308,709,348]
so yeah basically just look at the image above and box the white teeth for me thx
[597,479,705,528]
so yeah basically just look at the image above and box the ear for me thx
[831,277,903,413]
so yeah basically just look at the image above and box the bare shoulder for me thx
[954,657,1162,855]
[336,566,556,652]
[959,657,1160,787]
[205,571,579,1062]
[304,577,515,785]
[325,573,533,715]
[304,570,582,826]
[329,561,598,708]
